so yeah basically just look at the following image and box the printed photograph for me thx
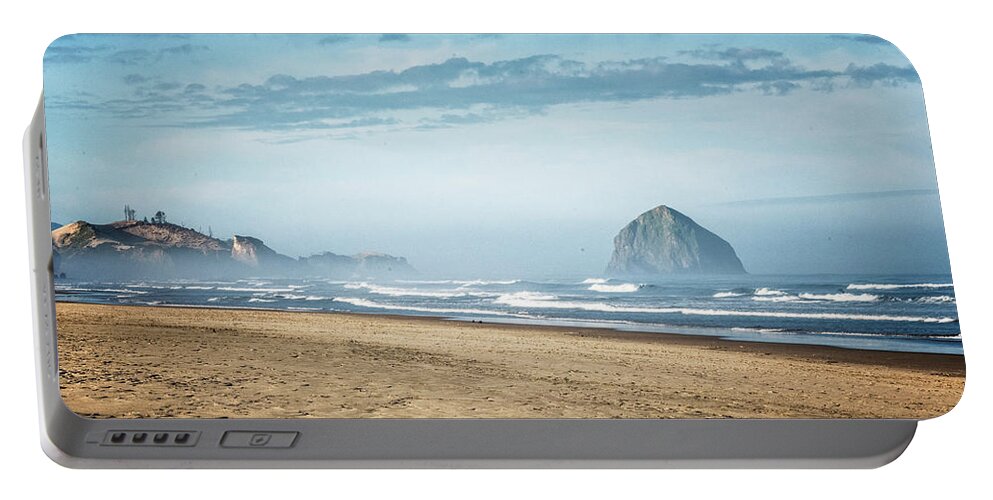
[45,34,964,418]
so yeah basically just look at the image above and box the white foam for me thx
[333,297,525,317]
[454,279,520,286]
[126,283,168,289]
[917,295,957,304]
[581,278,609,284]
[184,285,215,290]
[58,287,148,294]
[394,279,456,285]
[754,287,787,296]
[589,283,640,293]
[798,292,880,302]
[847,283,953,290]
[492,294,956,323]
[713,291,744,298]
[752,295,800,302]
[394,279,520,286]
[216,286,295,293]
[494,291,557,303]
[272,293,306,300]
[343,282,482,298]
[248,298,276,303]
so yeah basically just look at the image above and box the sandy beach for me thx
[56,302,964,419]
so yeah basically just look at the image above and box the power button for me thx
[220,431,298,448]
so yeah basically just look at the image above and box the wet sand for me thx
[56,302,965,419]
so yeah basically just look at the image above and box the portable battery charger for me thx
[25,34,964,468]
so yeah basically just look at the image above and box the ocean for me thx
[54,274,962,355]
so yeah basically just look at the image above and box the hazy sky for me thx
[44,34,951,276]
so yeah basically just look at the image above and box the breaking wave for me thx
[343,282,490,298]
[216,286,295,293]
[847,283,953,290]
[588,283,640,293]
[752,295,800,302]
[798,292,880,302]
[333,297,526,317]
[493,292,955,323]
[916,295,957,304]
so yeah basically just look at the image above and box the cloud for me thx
[379,34,411,43]
[106,44,209,65]
[715,189,938,207]
[845,62,919,86]
[183,83,207,94]
[107,49,154,65]
[318,35,352,45]
[153,81,182,91]
[44,44,111,64]
[46,48,921,137]
[830,34,890,45]
[123,73,149,85]
[758,80,799,96]
[160,43,209,55]
[680,47,788,64]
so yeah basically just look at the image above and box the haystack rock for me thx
[606,205,746,275]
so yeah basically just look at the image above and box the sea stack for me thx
[606,205,746,275]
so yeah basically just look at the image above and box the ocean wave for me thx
[846,283,953,290]
[816,331,962,340]
[333,297,527,317]
[184,285,215,290]
[343,282,487,298]
[588,283,640,293]
[454,279,520,286]
[581,278,609,284]
[216,286,295,293]
[272,293,329,301]
[495,291,557,304]
[752,295,800,302]
[393,279,520,286]
[492,294,956,323]
[56,286,148,294]
[731,327,788,334]
[125,283,169,289]
[798,292,880,302]
[916,295,957,304]
[713,291,744,298]
[754,287,787,296]
[248,298,276,303]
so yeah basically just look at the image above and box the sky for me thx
[43,34,951,277]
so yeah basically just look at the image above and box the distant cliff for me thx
[52,220,415,280]
[606,205,745,275]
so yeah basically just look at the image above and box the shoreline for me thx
[55,298,963,357]
[55,302,965,419]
